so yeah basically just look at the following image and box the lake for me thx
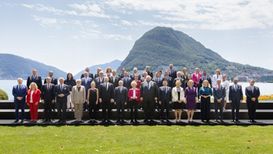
[0,80,273,101]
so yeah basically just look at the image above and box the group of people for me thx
[12,64,260,124]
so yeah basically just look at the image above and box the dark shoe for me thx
[14,120,19,123]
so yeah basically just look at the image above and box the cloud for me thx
[104,0,273,30]
[21,2,109,18]
[68,2,110,18]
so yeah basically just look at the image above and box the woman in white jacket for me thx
[172,80,186,123]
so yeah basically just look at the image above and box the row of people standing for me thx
[12,65,260,124]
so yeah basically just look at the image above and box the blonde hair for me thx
[187,80,194,87]
[175,80,181,87]
[29,82,38,90]
[90,81,96,87]
[131,81,137,87]
[202,80,210,88]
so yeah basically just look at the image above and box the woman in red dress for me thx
[26,82,41,123]
[128,81,141,124]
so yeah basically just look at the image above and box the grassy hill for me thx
[119,27,273,81]
[0,54,66,80]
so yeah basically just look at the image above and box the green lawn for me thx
[0,126,272,154]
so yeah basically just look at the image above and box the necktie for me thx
[120,87,122,93]
[106,83,109,91]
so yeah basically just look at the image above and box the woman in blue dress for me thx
[199,80,213,123]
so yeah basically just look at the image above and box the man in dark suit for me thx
[95,71,104,88]
[80,67,94,79]
[27,69,42,90]
[55,77,70,123]
[229,78,243,122]
[99,77,115,124]
[114,80,128,124]
[158,79,172,123]
[122,71,132,89]
[12,78,27,123]
[140,75,158,124]
[81,71,92,111]
[41,77,55,123]
[110,70,119,88]
[154,71,163,87]
[213,79,226,122]
[43,71,58,85]
[168,64,177,83]
[145,66,153,79]
[245,80,260,123]
[94,67,102,79]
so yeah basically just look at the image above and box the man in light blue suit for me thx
[12,78,27,123]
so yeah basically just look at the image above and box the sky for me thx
[1,0,273,74]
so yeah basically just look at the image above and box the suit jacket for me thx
[147,71,153,79]
[172,87,185,102]
[55,84,70,100]
[229,84,243,102]
[110,76,119,88]
[245,86,260,104]
[81,73,93,79]
[41,83,55,102]
[43,77,58,85]
[122,76,132,89]
[213,86,226,101]
[99,82,114,102]
[199,76,212,88]
[114,86,128,103]
[192,73,202,85]
[12,85,27,103]
[141,81,158,100]
[71,86,86,104]
[158,86,172,103]
[169,69,177,79]
[26,89,41,105]
[27,76,42,90]
[128,88,141,102]
[154,77,163,87]
[81,77,92,92]
[64,79,76,91]
[95,77,104,88]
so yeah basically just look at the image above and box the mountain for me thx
[119,27,273,82]
[0,54,66,80]
[74,59,122,79]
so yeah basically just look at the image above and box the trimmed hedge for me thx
[0,89,8,100]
